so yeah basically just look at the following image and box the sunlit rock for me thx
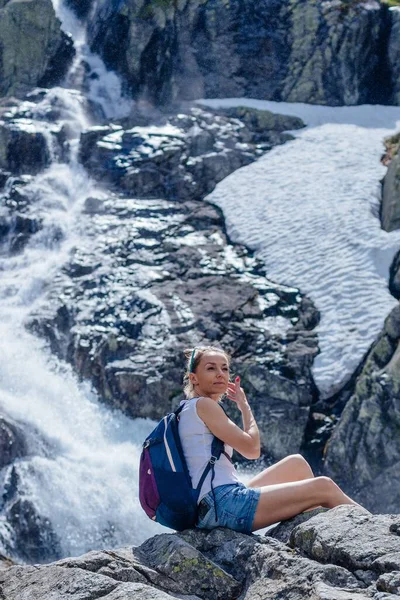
[87,0,393,106]
[0,0,74,98]
[382,153,400,232]
[1,507,399,599]
[324,303,400,513]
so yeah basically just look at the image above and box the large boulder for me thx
[1,507,400,599]
[381,152,400,232]
[324,303,400,513]
[87,0,391,106]
[0,0,74,98]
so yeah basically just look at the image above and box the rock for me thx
[0,0,74,98]
[0,553,14,571]
[290,506,400,574]
[28,101,318,463]
[65,0,93,19]
[388,5,400,105]
[281,0,390,105]
[381,152,400,232]
[5,498,62,564]
[0,174,44,254]
[87,0,393,106]
[79,106,301,201]
[323,305,400,512]
[28,190,319,461]
[139,534,241,599]
[1,508,398,599]
[266,507,330,543]
[0,416,28,470]
[0,120,50,175]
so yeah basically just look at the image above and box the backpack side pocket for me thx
[139,448,160,520]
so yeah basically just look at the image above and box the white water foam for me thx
[51,0,133,120]
[0,2,163,562]
[198,98,400,397]
[0,159,167,561]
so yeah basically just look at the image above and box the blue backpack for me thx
[139,402,225,531]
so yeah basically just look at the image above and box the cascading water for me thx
[0,1,165,564]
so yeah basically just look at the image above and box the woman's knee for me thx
[313,476,337,505]
[287,453,314,477]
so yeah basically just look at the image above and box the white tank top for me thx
[179,397,240,502]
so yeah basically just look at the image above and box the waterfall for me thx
[0,0,165,564]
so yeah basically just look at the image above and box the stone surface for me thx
[24,105,317,463]
[79,106,302,201]
[0,0,74,98]
[324,303,400,513]
[388,4,400,105]
[0,416,28,470]
[382,153,400,232]
[87,0,393,106]
[1,508,398,599]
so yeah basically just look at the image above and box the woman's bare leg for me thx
[251,476,361,531]
[247,454,314,488]
[247,454,321,511]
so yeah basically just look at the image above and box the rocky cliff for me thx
[85,0,399,107]
[0,0,74,97]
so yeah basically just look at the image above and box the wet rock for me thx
[80,106,302,201]
[28,189,319,461]
[65,0,93,19]
[88,0,392,106]
[0,121,50,175]
[0,553,14,571]
[0,0,74,98]
[0,175,44,254]
[1,508,397,599]
[0,416,28,470]
[5,498,62,564]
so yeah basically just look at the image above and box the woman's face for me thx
[189,351,230,400]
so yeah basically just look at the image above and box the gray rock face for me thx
[0,0,75,98]
[79,106,302,201]
[388,6,400,106]
[1,507,399,599]
[382,153,400,232]
[28,193,318,461]
[87,0,393,106]
[324,303,400,513]
[0,416,28,470]
[24,105,318,462]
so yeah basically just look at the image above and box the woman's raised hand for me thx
[226,376,248,410]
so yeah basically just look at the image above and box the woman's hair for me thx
[183,345,231,399]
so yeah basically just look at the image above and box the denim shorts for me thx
[196,483,261,534]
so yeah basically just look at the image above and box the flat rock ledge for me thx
[1,507,400,600]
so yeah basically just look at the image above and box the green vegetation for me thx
[382,0,400,7]
[383,132,400,162]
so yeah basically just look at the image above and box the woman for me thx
[179,345,362,534]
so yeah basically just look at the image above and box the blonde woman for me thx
[178,345,362,534]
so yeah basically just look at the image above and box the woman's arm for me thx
[196,377,260,459]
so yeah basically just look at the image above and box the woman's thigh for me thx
[250,477,326,531]
[247,454,314,489]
